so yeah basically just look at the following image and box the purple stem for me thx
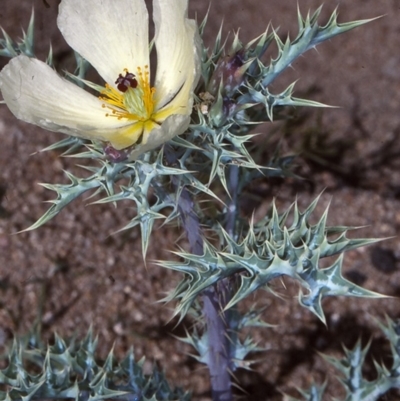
[165,146,236,401]
[201,284,233,401]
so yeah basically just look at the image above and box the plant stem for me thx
[174,184,233,401]
[199,162,241,401]
[199,162,240,401]
[165,146,236,401]
[202,285,233,401]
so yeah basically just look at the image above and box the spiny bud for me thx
[208,50,246,97]
[104,144,132,163]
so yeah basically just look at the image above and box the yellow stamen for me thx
[99,66,156,123]
[137,66,156,117]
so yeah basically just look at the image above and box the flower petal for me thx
[58,0,150,86]
[128,113,190,159]
[153,67,197,121]
[153,0,201,110]
[0,55,133,143]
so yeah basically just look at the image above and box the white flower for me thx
[0,0,201,159]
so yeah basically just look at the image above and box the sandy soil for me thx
[0,0,400,400]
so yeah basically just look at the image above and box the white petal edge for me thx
[0,55,133,142]
[58,0,150,86]
[153,0,201,109]
[128,113,190,159]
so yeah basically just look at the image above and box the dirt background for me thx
[1,0,400,400]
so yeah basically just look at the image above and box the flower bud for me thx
[208,50,246,97]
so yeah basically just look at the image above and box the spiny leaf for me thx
[260,6,377,87]
[0,10,35,58]
[0,330,188,401]
[163,197,386,322]
[21,172,101,232]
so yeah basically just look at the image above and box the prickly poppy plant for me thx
[0,1,396,401]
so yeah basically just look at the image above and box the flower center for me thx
[99,66,156,122]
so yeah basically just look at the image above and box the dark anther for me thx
[115,71,138,93]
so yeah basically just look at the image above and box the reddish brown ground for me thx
[1,1,400,400]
